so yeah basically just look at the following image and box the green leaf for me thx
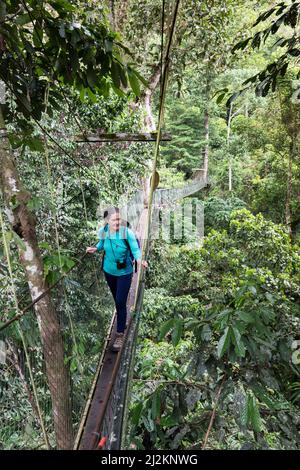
[79,86,86,102]
[265,292,275,304]
[130,68,148,87]
[253,6,277,27]
[226,87,249,107]
[46,271,60,285]
[160,415,179,427]
[131,402,143,425]
[158,318,174,342]
[216,92,227,104]
[172,319,183,347]
[241,394,249,427]
[231,326,246,357]
[70,358,78,372]
[86,87,98,103]
[242,392,263,432]
[59,23,66,39]
[15,13,31,25]
[119,64,128,88]
[232,37,251,52]
[141,414,155,433]
[39,242,51,250]
[3,230,13,243]
[248,285,257,296]
[17,93,32,115]
[111,60,121,89]
[27,196,43,211]
[201,324,212,341]
[25,420,34,437]
[0,2,6,17]
[217,326,231,358]
[237,310,255,324]
[87,67,98,90]
[64,258,75,270]
[51,0,76,13]
[127,67,140,96]
[33,27,43,47]
[104,39,113,53]
[27,137,45,152]
[249,394,262,432]
[151,390,161,420]
[111,83,126,98]
[77,342,85,356]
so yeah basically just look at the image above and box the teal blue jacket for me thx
[96,225,141,276]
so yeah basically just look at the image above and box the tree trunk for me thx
[286,134,295,235]
[227,103,233,192]
[202,73,211,181]
[113,0,129,31]
[0,106,73,449]
[203,107,209,180]
[108,0,116,29]
[140,0,175,132]
[131,64,161,132]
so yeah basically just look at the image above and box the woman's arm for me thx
[127,228,141,260]
[127,228,148,268]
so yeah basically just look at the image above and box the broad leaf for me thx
[217,327,231,358]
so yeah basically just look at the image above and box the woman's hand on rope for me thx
[137,259,148,269]
[86,246,97,254]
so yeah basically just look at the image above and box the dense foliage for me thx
[0,0,299,451]
[129,209,300,449]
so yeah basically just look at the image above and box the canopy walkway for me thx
[74,173,209,450]
[0,171,209,450]
[0,0,210,449]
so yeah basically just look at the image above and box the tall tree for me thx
[113,0,240,178]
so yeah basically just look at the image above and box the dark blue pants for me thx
[104,271,133,333]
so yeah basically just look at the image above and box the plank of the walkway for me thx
[76,318,118,450]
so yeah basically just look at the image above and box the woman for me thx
[86,207,148,351]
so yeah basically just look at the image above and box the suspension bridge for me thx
[0,0,211,450]
[0,169,209,450]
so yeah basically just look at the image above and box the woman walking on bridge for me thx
[86,207,148,351]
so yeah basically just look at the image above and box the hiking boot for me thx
[112,333,124,352]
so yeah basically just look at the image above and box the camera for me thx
[116,260,127,269]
